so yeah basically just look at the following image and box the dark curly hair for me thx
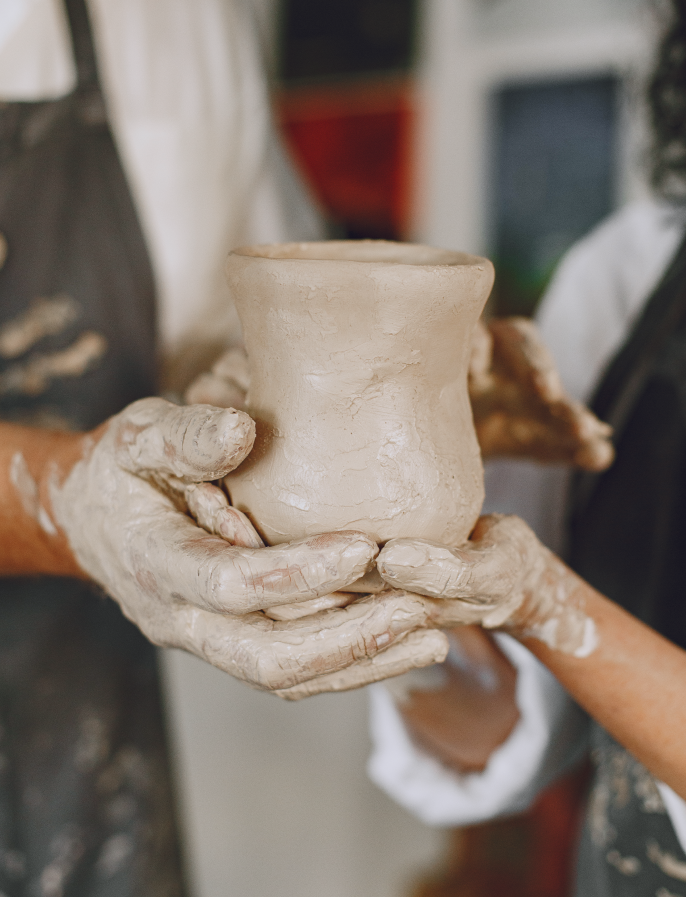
[650,0,686,196]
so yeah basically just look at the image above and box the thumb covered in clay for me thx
[47,395,443,695]
[377,514,598,656]
[377,515,530,628]
[114,397,255,483]
[51,396,380,632]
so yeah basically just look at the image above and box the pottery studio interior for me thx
[2,1,684,897]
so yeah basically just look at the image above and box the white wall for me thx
[411,0,658,253]
[163,651,446,897]
[474,0,645,37]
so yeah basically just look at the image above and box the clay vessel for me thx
[224,240,494,548]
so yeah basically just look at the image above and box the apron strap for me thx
[62,0,101,93]
[570,218,686,523]
[594,222,686,433]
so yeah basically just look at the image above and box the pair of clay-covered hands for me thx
[50,319,612,699]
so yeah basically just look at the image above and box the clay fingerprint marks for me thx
[9,451,57,535]
[0,295,107,397]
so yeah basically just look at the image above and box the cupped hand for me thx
[377,513,598,657]
[48,397,447,693]
[469,317,613,470]
[397,626,519,773]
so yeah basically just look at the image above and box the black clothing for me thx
[574,727,686,897]
[569,226,686,895]
[0,1,185,894]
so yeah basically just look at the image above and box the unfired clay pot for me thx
[224,240,494,548]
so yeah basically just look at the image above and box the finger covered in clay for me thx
[264,590,357,621]
[211,346,250,392]
[131,512,380,614]
[474,403,614,470]
[378,514,599,657]
[377,521,529,628]
[488,317,565,403]
[183,346,251,408]
[184,372,247,410]
[184,484,372,612]
[470,317,614,471]
[273,629,450,700]
[168,588,443,692]
[185,482,264,548]
[115,397,255,482]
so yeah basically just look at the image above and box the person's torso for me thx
[0,0,157,429]
[0,0,303,353]
[544,200,686,894]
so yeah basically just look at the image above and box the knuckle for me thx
[279,688,309,701]
[206,557,255,614]
[254,652,293,691]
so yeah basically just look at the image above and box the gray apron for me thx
[569,223,686,897]
[0,1,186,894]
[574,726,686,897]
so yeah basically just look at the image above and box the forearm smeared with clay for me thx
[2,398,448,696]
[0,421,85,577]
[378,514,686,799]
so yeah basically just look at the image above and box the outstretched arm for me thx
[521,588,686,797]
[378,515,686,798]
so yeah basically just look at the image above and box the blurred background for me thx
[270,0,653,314]
[163,1,657,895]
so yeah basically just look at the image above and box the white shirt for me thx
[0,0,320,351]
[368,197,686,850]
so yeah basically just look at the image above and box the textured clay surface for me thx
[224,240,494,548]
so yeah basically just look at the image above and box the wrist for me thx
[505,553,599,658]
[1,423,94,578]
[42,430,90,575]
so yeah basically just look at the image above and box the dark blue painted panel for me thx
[491,76,618,314]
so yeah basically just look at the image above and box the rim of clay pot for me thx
[230,240,487,269]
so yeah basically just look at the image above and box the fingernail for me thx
[378,540,430,574]
[340,533,378,564]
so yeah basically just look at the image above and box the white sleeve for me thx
[0,0,75,101]
[367,634,589,827]
[534,199,684,403]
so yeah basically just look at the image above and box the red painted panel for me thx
[276,79,414,238]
